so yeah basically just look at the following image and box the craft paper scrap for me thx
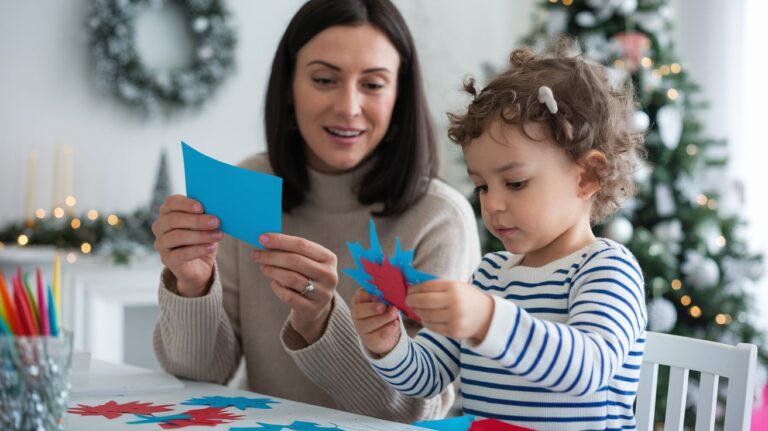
[343,219,436,321]
[129,407,244,429]
[181,395,278,410]
[232,421,344,430]
[413,415,475,431]
[182,141,282,249]
[469,418,538,431]
[68,400,175,419]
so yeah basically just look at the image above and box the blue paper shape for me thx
[181,395,278,411]
[182,142,282,249]
[412,415,476,431]
[342,219,436,303]
[231,421,344,430]
[127,413,192,425]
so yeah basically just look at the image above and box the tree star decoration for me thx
[343,219,436,321]
[180,396,278,410]
[68,400,175,419]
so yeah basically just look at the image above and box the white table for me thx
[66,361,429,430]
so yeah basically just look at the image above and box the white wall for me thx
[0,0,533,225]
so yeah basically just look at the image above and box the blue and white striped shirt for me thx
[368,239,647,431]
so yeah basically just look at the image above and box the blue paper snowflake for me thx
[342,219,435,301]
[181,396,278,411]
[230,421,344,430]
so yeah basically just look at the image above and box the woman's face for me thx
[292,24,400,174]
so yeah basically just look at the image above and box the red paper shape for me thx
[160,407,244,429]
[68,400,174,419]
[470,418,537,431]
[360,257,420,321]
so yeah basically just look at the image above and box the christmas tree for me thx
[471,0,766,425]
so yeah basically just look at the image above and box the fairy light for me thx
[71,218,82,229]
[689,306,702,318]
[53,207,65,218]
[87,209,99,221]
[716,236,727,247]
[563,0,573,5]
[65,196,76,207]
[715,314,728,325]
[641,57,652,68]
[696,194,709,206]
[667,88,679,100]
[671,63,682,74]
[681,295,692,306]
[652,69,662,79]
[81,242,92,254]
[35,208,46,219]
[686,144,698,155]
[707,199,718,210]
[671,279,682,290]
[107,214,119,226]
[17,234,29,246]
[67,252,77,264]
[660,65,670,75]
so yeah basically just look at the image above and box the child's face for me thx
[463,120,594,266]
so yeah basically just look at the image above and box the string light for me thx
[71,218,82,229]
[696,194,709,206]
[67,252,77,263]
[35,208,46,219]
[17,234,29,246]
[87,210,99,221]
[681,295,692,306]
[53,207,65,218]
[707,199,718,210]
[715,314,728,325]
[671,279,682,290]
[652,69,662,79]
[81,242,92,254]
[689,306,702,318]
[686,144,698,155]
[667,88,679,100]
[660,65,670,75]
[641,57,652,68]
[107,214,119,226]
[716,236,727,247]
[563,0,573,5]
[671,63,682,73]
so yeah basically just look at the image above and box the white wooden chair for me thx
[635,331,758,431]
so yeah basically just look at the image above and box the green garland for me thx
[88,0,237,115]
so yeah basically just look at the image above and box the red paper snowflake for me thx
[469,418,538,431]
[68,400,174,419]
[360,257,419,321]
[160,407,244,429]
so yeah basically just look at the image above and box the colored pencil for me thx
[36,268,49,336]
[13,276,37,335]
[47,286,59,337]
[22,272,40,327]
[0,272,22,335]
[53,253,61,321]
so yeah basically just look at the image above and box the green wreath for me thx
[88,0,237,115]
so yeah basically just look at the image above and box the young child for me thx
[351,43,647,431]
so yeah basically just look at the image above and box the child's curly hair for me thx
[448,39,645,224]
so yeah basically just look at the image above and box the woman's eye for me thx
[473,185,488,194]
[312,77,335,86]
[362,82,385,91]
[506,180,527,191]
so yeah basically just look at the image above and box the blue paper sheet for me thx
[182,142,282,249]
[413,415,475,431]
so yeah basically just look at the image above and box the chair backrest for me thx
[635,331,758,431]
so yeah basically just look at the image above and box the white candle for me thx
[25,151,38,224]
[64,144,74,215]
[52,144,61,210]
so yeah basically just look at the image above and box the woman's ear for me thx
[577,150,608,199]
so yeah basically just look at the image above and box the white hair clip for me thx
[537,86,558,114]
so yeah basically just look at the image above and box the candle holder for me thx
[0,331,73,431]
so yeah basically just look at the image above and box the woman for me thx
[151,0,480,423]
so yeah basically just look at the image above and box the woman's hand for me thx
[152,195,224,297]
[406,280,495,344]
[351,289,401,357]
[251,233,339,344]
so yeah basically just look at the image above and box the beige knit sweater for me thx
[153,153,481,422]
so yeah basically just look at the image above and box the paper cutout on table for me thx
[469,418,537,431]
[68,400,174,419]
[413,415,475,431]
[128,407,244,429]
[181,395,279,410]
[231,421,345,430]
[182,141,282,249]
[343,219,436,321]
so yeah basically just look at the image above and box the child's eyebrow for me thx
[467,162,526,176]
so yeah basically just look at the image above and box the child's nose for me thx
[483,188,506,213]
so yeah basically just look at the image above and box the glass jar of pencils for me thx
[0,331,73,431]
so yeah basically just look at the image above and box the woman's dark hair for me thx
[265,0,437,216]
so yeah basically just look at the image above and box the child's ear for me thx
[577,150,608,199]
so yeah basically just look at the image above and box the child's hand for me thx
[406,280,494,344]
[351,289,402,357]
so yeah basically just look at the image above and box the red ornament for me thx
[68,400,174,419]
[360,257,420,321]
[613,32,650,71]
